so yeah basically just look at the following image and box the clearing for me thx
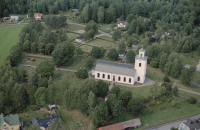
[67,33,81,41]
[87,39,117,48]
[0,25,25,66]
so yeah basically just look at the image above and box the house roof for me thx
[48,104,56,109]
[163,30,169,33]
[121,118,141,128]
[93,60,136,77]
[75,35,84,40]
[34,13,43,18]
[118,21,128,25]
[183,119,200,130]
[98,122,124,130]
[10,14,20,16]
[72,9,79,12]
[31,116,60,128]
[97,118,141,130]
[0,113,21,127]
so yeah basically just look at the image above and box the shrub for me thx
[160,96,167,102]
[161,82,172,91]
[157,101,162,105]
[164,75,170,82]
[43,112,50,117]
[150,100,155,106]
[171,102,176,107]
[188,97,197,104]
[142,97,151,103]
[145,108,153,114]
[28,105,40,111]
[75,69,88,79]
[172,86,178,96]
[158,104,166,110]
[167,98,172,103]
[150,61,158,68]
[45,105,50,111]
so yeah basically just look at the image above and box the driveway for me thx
[146,114,200,130]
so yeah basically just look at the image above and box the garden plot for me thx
[66,24,85,32]
[67,33,81,41]
[88,39,117,48]
[79,45,93,53]
[20,56,46,66]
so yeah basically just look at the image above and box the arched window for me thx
[141,54,142,57]
[108,75,110,79]
[102,74,105,78]
[97,73,100,77]
[118,76,121,81]
[124,77,126,82]
[139,63,141,67]
[138,77,140,81]
[129,78,131,83]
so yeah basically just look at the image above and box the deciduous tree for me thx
[36,59,55,78]
[127,98,144,116]
[107,48,118,60]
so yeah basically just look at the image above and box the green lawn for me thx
[178,90,200,100]
[79,45,93,52]
[179,51,200,66]
[98,36,114,42]
[193,71,200,84]
[66,24,85,32]
[73,42,81,46]
[99,24,112,33]
[18,111,46,123]
[108,101,200,130]
[123,85,154,99]
[88,39,117,48]
[0,25,25,66]
[21,19,31,23]
[67,33,81,41]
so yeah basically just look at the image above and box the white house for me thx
[92,49,148,85]
[75,35,84,42]
[118,21,129,28]
[10,14,20,21]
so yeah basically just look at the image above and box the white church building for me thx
[92,49,148,85]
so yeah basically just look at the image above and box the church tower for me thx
[134,48,148,83]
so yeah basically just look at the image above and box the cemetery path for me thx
[23,53,52,58]
[17,64,77,72]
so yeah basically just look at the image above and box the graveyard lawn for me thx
[79,45,93,53]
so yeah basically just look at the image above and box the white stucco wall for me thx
[93,71,135,85]
[75,39,84,42]
[118,24,125,27]
[10,16,19,20]
[135,58,147,84]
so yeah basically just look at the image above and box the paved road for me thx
[18,64,77,72]
[146,114,200,130]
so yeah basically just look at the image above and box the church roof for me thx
[93,60,136,77]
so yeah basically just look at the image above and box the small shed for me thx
[10,14,20,21]
[75,35,84,42]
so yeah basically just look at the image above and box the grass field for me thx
[73,42,81,46]
[0,25,25,66]
[21,19,31,23]
[79,45,93,52]
[99,24,113,33]
[108,99,200,130]
[88,39,117,48]
[66,24,85,32]
[68,33,81,41]
[179,51,200,66]
[97,36,114,42]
